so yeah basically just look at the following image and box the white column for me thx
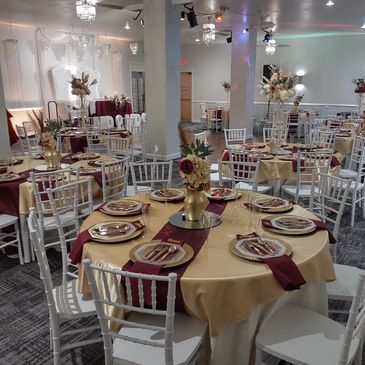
[0,64,11,157]
[143,0,181,160]
[229,27,257,138]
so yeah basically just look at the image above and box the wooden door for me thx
[131,71,145,113]
[181,72,192,122]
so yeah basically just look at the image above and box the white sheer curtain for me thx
[111,52,123,94]
[2,39,24,109]
[35,27,98,119]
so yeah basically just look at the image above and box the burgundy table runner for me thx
[236,233,306,290]
[122,201,228,313]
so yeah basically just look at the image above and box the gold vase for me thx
[44,147,61,170]
[184,187,209,222]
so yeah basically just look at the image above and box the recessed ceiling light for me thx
[124,22,130,30]
[326,0,334,6]
[242,28,249,34]
[195,37,200,42]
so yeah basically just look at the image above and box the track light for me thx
[215,12,223,23]
[181,11,185,21]
[326,0,334,6]
[124,22,130,30]
[263,31,272,44]
[140,18,144,27]
[186,8,198,28]
[242,28,249,34]
[226,36,232,43]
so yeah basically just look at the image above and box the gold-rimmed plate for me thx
[252,197,293,213]
[88,159,119,167]
[72,152,100,160]
[0,158,23,166]
[88,221,144,243]
[262,215,317,235]
[150,188,185,202]
[34,163,70,171]
[100,199,143,216]
[129,240,194,268]
[229,235,292,262]
[72,167,100,176]
[0,173,24,182]
[205,187,241,201]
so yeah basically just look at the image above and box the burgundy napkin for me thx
[291,159,305,172]
[69,230,93,264]
[89,171,103,187]
[236,233,306,290]
[262,218,336,244]
[69,220,145,264]
[331,156,341,168]
[60,154,74,164]
[220,149,230,161]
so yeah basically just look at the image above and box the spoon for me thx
[145,245,164,260]
[156,245,178,263]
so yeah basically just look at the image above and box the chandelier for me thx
[202,23,215,45]
[75,0,96,22]
[97,43,111,56]
[130,43,138,55]
[265,39,276,55]
[79,35,90,50]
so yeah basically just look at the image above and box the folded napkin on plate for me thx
[331,156,341,168]
[69,220,144,264]
[236,233,306,290]
[262,218,336,244]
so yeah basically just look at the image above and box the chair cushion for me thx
[235,182,271,193]
[113,312,207,365]
[281,184,313,197]
[339,169,357,179]
[349,180,364,192]
[52,279,96,320]
[43,211,76,230]
[0,214,18,229]
[327,264,363,300]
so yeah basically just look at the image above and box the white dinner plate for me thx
[33,163,70,172]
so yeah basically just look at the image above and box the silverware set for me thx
[93,223,131,236]
[143,244,179,263]
[243,239,279,256]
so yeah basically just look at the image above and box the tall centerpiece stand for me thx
[39,120,62,170]
[169,140,222,229]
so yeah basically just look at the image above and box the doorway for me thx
[131,71,145,113]
[180,72,192,122]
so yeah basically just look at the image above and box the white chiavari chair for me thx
[287,112,300,141]
[193,131,208,145]
[217,152,272,193]
[309,172,351,263]
[263,127,288,144]
[83,259,208,365]
[28,209,101,365]
[207,108,222,132]
[281,150,333,203]
[255,273,365,365]
[29,168,81,251]
[0,214,23,264]
[99,116,114,129]
[310,128,336,149]
[91,116,100,128]
[141,112,147,123]
[86,129,107,153]
[115,115,124,129]
[129,124,146,163]
[224,128,247,148]
[25,132,43,157]
[124,116,135,132]
[105,135,131,158]
[339,135,365,180]
[328,118,344,129]
[129,161,173,195]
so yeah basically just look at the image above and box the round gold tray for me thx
[129,240,194,268]
[169,211,222,229]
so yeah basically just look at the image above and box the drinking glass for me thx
[141,204,151,227]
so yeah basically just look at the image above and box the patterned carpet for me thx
[2,133,365,364]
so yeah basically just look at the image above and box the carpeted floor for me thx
[2,128,365,364]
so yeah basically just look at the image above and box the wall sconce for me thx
[130,43,138,55]
[296,70,305,91]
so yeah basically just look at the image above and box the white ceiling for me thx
[0,0,365,43]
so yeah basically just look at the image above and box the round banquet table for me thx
[77,191,335,365]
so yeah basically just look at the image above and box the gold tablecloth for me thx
[78,192,335,336]
[10,154,113,215]
[335,136,354,156]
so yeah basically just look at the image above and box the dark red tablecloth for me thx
[6,110,18,145]
[92,100,133,120]
[70,136,88,153]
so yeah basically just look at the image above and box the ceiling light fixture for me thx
[242,28,249,34]
[263,30,273,44]
[215,12,223,23]
[130,42,138,55]
[265,39,276,55]
[140,18,145,27]
[97,43,111,56]
[203,22,215,45]
[326,0,334,6]
[195,36,200,42]
[124,22,130,30]
[75,0,96,22]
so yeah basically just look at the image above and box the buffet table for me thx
[77,191,335,364]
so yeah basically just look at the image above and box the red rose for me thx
[179,158,194,174]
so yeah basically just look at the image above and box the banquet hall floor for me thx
[1,126,363,364]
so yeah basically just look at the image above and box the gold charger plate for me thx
[0,173,24,182]
[229,236,292,262]
[100,199,143,216]
[262,215,317,235]
[0,158,23,166]
[206,187,241,201]
[88,221,144,243]
[150,188,185,202]
[72,167,100,175]
[252,197,293,213]
[72,152,100,160]
[88,159,119,167]
[129,240,194,268]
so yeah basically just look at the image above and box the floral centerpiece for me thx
[39,120,62,170]
[109,93,127,109]
[258,65,297,102]
[221,81,231,92]
[70,72,97,110]
[353,78,365,93]
[179,140,213,221]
